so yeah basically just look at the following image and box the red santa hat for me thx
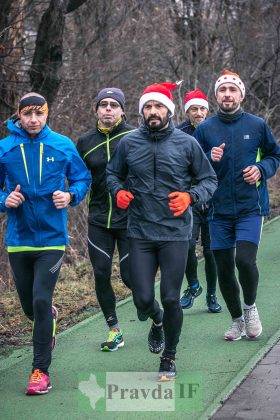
[139,82,181,116]
[184,88,209,112]
[215,69,245,98]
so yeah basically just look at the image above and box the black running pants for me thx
[185,207,217,292]
[9,250,64,373]
[213,241,259,319]
[88,224,130,328]
[129,238,189,358]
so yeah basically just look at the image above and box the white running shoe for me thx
[244,305,262,339]
[224,319,246,341]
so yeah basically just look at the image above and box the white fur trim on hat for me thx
[184,98,209,112]
[215,75,245,98]
[139,92,175,116]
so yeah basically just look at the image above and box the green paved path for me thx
[1,218,280,420]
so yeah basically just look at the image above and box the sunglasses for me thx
[99,101,120,109]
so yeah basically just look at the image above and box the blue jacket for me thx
[0,120,91,246]
[107,122,217,241]
[195,111,280,218]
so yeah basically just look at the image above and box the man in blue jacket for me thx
[107,82,217,380]
[195,69,280,341]
[0,92,91,395]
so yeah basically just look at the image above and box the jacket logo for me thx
[243,134,250,140]
[46,157,55,162]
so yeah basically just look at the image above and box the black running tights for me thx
[213,241,259,319]
[129,238,189,358]
[9,250,64,373]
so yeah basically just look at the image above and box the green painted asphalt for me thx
[1,217,280,420]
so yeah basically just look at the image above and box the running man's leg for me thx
[116,228,130,290]
[235,215,263,338]
[180,211,202,309]
[88,224,117,328]
[235,215,263,305]
[9,252,35,321]
[201,218,217,294]
[201,216,221,313]
[185,209,200,287]
[32,250,64,373]
[128,238,162,323]
[210,218,242,319]
[159,240,189,359]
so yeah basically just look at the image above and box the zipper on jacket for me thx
[153,136,158,191]
[106,134,113,229]
[39,142,44,184]
[20,144,30,184]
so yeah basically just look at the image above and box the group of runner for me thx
[1,69,280,394]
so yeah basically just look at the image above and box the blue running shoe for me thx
[206,294,222,313]
[180,285,203,309]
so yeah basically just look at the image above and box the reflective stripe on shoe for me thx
[180,285,203,309]
[158,357,176,382]
[101,329,124,352]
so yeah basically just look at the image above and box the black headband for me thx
[18,96,46,112]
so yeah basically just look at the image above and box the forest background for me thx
[1,0,280,351]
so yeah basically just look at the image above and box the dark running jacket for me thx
[77,120,134,228]
[106,122,218,241]
[195,111,280,218]
[176,119,195,136]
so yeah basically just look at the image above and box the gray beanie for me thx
[95,87,125,110]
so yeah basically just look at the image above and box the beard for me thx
[219,99,240,113]
[144,114,169,131]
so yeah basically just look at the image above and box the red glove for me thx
[168,192,192,216]
[116,190,134,209]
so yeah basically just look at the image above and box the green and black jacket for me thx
[77,120,134,228]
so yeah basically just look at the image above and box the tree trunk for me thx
[29,0,87,108]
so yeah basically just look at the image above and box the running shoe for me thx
[158,357,176,381]
[148,323,165,354]
[244,305,262,339]
[180,285,203,309]
[51,305,58,351]
[224,319,246,341]
[101,328,124,352]
[26,369,52,395]
[206,294,222,313]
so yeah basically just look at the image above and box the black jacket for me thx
[107,122,217,241]
[77,120,134,228]
[176,119,195,136]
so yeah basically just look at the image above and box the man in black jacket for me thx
[177,89,222,314]
[77,88,134,352]
[107,82,217,380]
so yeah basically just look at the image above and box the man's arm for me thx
[66,147,91,206]
[0,163,9,212]
[255,122,280,180]
[188,138,218,204]
[106,139,129,198]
